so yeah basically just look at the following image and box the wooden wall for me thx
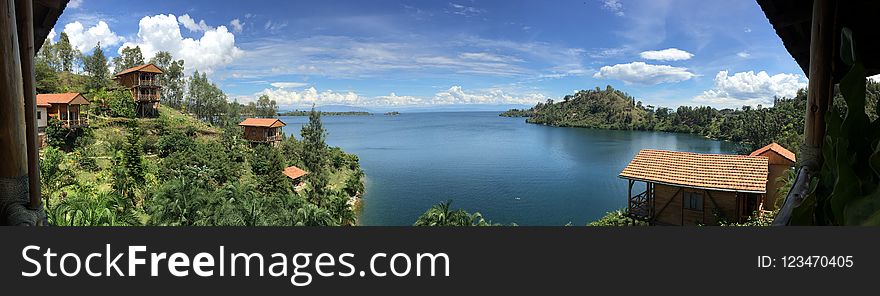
[651,184,739,226]
[765,164,791,210]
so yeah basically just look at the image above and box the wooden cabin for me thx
[239,118,286,146]
[36,93,90,128]
[749,143,796,210]
[113,63,163,117]
[619,149,769,225]
[283,166,308,192]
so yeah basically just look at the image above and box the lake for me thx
[280,112,738,226]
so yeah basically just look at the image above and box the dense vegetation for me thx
[36,38,364,226]
[503,84,880,154]
[413,201,498,226]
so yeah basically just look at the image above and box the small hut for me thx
[36,92,90,128]
[283,166,308,191]
[239,118,286,146]
[619,149,769,225]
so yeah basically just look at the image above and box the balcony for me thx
[135,93,160,102]
[136,79,160,87]
[60,118,89,128]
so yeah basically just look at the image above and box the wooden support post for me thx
[801,0,835,170]
[0,0,38,225]
[627,179,633,213]
[16,0,40,210]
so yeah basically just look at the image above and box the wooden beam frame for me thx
[15,0,41,210]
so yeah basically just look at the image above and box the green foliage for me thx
[250,145,291,195]
[45,118,92,152]
[40,147,77,210]
[150,51,186,109]
[587,209,648,226]
[793,55,880,225]
[50,190,140,226]
[96,88,137,118]
[719,211,776,226]
[255,94,278,117]
[83,43,110,91]
[56,32,78,72]
[414,200,497,226]
[301,108,330,205]
[185,70,229,124]
[112,46,145,73]
[160,139,244,186]
[157,129,196,157]
[111,123,146,205]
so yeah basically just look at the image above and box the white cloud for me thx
[601,0,625,16]
[230,19,243,33]
[448,3,484,17]
[869,74,880,82]
[46,28,56,44]
[737,51,751,58]
[68,0,83,9]
[178,14,211,32]
[693,70,807,108]
[593,62,695,84]
[248,85,547,107]
[63,21,122,52]
[270,82,308,88]
[120,14,243,74]
[639,48,694,61]
[744,27,752,33]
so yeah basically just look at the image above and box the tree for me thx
[40,147,77,211]
[293,203,337,226]
[250,145,291,195]
[112,123,145,205]
[83,43,110,91]
[413,200,494,226]
[300,108,329,206]
[150,51,185,109]
[112,46,145,73]
[255,94,278,117]
[34,58,59,93]
[56,32,77,72]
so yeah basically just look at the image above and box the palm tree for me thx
[294,203,337,226]
[414,200,495,226]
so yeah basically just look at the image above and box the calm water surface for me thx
[280,112,737,226]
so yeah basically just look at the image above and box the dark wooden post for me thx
[627,179,633,214]
[0,0,39,225]
[16,0,40,210]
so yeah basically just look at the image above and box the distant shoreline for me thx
[279,111,372,116]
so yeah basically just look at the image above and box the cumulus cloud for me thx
[68,0,83,8]
[693,70,807,108]
[178,14,211,32]
[229,19,243,33]
[120,14,243,74]
[601,0,625,16]
[639,48,694,61]
[247,85,547,107]
[63,21,122,52]
[270,82,308,88]
[46,28,56,43]
[869,74,880,82]
[593,62,695,84]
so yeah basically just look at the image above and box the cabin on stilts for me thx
[619,149,769,225]
[0,0,67,225]
[113,63,164,118]
[758,0,880,225]
[239,118,286,146]
[749,143,796,210]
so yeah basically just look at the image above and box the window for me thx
[37,111,41,120]
[683,192,703,211]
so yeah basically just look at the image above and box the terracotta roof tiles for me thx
[619,149,768,193]
[239,118,286,128]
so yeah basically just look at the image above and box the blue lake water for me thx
[280,112,738,226]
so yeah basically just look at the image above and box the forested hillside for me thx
[503,83,880,154]
[36,34,364,226]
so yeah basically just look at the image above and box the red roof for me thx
[620,149,769,193]
[283,166,308,180]
[239,118,286,128]
[749,143,796,164]
[36,93,90,106]
[114,63,164,77]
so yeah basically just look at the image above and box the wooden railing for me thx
[61,118,88,128]
[137,79,160,86]
[136,93,160,102]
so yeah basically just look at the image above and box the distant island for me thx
[384,111,400,116]
[279,110,372,116]
[498,84,880,154]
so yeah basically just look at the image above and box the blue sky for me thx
[51,0,809,110]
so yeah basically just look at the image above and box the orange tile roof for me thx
[749,143,796,163]
[619,149,768,193]
[114,63,164,76]
[36,93,90,105]
[239,118,286,128]
[283,166,308,180]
